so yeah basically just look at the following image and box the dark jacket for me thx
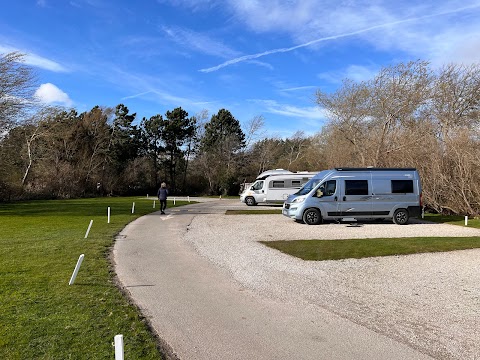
[157,187,168,201]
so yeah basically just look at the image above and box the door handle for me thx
[334,196,338,201]
[343,196,346,201]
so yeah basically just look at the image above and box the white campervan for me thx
[283,168,422,225]
[240,171,317,206]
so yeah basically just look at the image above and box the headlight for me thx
[292,196,306,203]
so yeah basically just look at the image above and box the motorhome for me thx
[282,168,422,225]
[240,171,317,206]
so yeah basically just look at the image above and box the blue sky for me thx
[1,1,480,138]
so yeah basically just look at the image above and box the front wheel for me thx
[303,208,322,225]
[245,196,256,206]
[393,209,409,225]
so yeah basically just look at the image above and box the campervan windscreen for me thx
[294,171,329,196]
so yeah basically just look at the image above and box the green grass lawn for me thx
[0,197,189,359]
[262,237,480,261]
[423,213,480,228]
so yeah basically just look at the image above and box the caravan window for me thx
[270,180,285,188]
[345,180,368,195]
[391,180,414,193]
[292,180,301,187]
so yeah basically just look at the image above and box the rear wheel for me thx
[393,208,409,225]
[245,196,256,206]
[303,208,322,225]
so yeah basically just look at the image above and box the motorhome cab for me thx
[283,168,422,225]
[240,170,317,206]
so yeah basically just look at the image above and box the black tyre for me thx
[303,208,322,225]
[245,196,256,206]
[393,208,409,225]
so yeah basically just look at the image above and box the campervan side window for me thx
[391,180,414,193]
[270,180,285,188]
[345,180,368,195]
[251,181,264,190]
[292,180,301,187]
[315,180,336,197]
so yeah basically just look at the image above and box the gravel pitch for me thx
[183,208,480,360]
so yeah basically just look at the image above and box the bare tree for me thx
[0,52,38,135]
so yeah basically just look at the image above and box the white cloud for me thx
[0,45,68,72]
[162,26,240,58]
[35,83,73,107]
[199,1,480,72]
[250,99,327,121]
[318,64,378,85]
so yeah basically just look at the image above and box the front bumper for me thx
[282,203,300,219]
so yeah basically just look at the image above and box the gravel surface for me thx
[183,207,480,360]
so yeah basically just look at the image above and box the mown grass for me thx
[262,237,480,261]
[423,213,480,228]
[226,209,282,215]
[0,197,189,359]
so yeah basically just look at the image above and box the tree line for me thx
[1,53,479,215]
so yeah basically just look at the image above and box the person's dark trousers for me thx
[160,200,167,213]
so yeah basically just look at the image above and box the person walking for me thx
[157,182,169,214]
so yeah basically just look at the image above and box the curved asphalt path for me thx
[113,199,432,360]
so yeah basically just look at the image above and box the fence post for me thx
[114,334,124,360]
[84,220,93,238]
[131,202,135,214]
[69,254,84,285]
[108,207,111,224]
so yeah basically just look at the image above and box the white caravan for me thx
[282,168,422,225]
[240,171,317,206]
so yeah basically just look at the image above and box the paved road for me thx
[113,199,432,360]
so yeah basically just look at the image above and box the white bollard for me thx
[108,207,111,224]
[153,200,156,208]
[219,195,222,199]
[173,197,176,205]
[465,215,468,226]
[131,202,135,214]
[147,194,149,198]
[69,254,84,285]
[188,196,190,202]
[421,207,424,219]
[114,334,124,360]
[85,220,93,238]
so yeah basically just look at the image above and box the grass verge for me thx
[423,213,480,228]
[0,197,189,359]
[261,237,480,261]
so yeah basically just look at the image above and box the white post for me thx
[84,220,93,238]
[131,202,135,214]
[421,207,424,219]
[153,200,156,208]
[114,334,124,360]
[173,197,176,205]
[69,254,84,285]
[219,195,222,200]
[188,196,190,202]
[465,215,468,226]
[107,207,111,224]
[147,194,149,198]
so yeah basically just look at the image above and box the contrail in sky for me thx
[121,91,154,100]
[199,4,480,73]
